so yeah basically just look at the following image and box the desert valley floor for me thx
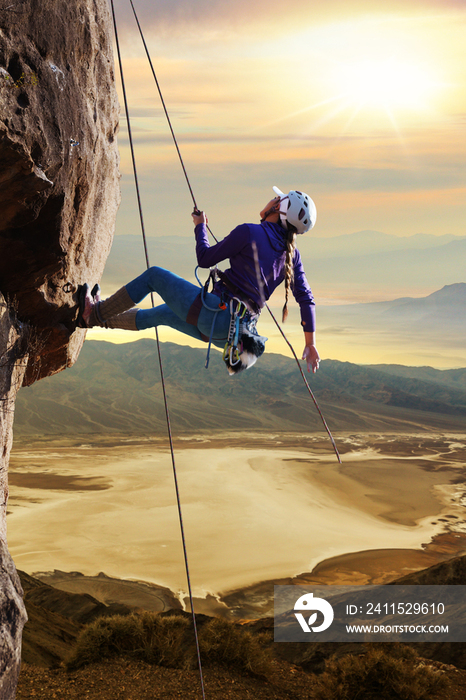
[7,432,466,616]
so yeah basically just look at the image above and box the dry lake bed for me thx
[7,432,466,616]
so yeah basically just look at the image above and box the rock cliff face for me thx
[0,1,120,696]
[0,0,120,382]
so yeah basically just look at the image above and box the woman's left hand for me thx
[302,344,320,373]
[192,210,208,226]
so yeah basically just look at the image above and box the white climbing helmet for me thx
[272,186,316,234]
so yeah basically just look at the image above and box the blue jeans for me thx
[125,267,231,348]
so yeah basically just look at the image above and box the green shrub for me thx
[312,644,448,700]
[137,611,191,667]
[66,613,191,671]
[66,612,272,676]
[199,618,272,676]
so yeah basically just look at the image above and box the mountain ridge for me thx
[318,284,466,366]
[16,553,466,673]
[299,229,465,259]
[101,233,466,296]
[322,282,465,314]
[306,238,466,288]
[14,339,466,436]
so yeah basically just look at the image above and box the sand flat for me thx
[7,433,466,596]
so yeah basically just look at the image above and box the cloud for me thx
[111,0,466,37]
[117,127,353,146]
[116,126,466,194]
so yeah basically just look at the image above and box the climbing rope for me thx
[109,3,206,698]
[127,0,217,240]
[127,0,341,465]
[264,303,342,463]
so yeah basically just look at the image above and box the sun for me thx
[336,58,436,113]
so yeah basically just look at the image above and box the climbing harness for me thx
[222,299,267,375]
[191,265,268,374]
[223,298,248,371]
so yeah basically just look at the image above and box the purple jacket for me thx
[195,221,316,332]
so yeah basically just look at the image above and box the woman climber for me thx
[77,186,320,375]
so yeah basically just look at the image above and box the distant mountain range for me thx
[323,281,466,317]
[367,363,466,390]
[319,282,466,344]
[101,232,466,295]
[14,338,466,436]
[300,230,465,260]
[306,238,466,290]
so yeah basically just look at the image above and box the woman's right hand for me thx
[302,344,320,373]
[192,210,207,226]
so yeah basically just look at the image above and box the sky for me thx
[89,0,466,364]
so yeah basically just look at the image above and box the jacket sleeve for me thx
[292,248,316,332]
[195,223,250,268]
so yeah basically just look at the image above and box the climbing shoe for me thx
[77,283,93,328]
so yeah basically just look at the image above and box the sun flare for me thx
[339,58,435,111]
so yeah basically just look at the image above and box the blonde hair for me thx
[282,226,297,322]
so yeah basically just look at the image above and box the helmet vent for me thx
[298,207,306,220]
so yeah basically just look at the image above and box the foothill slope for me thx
[14,338,466,436]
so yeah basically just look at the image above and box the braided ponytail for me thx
[282,225,297,322]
